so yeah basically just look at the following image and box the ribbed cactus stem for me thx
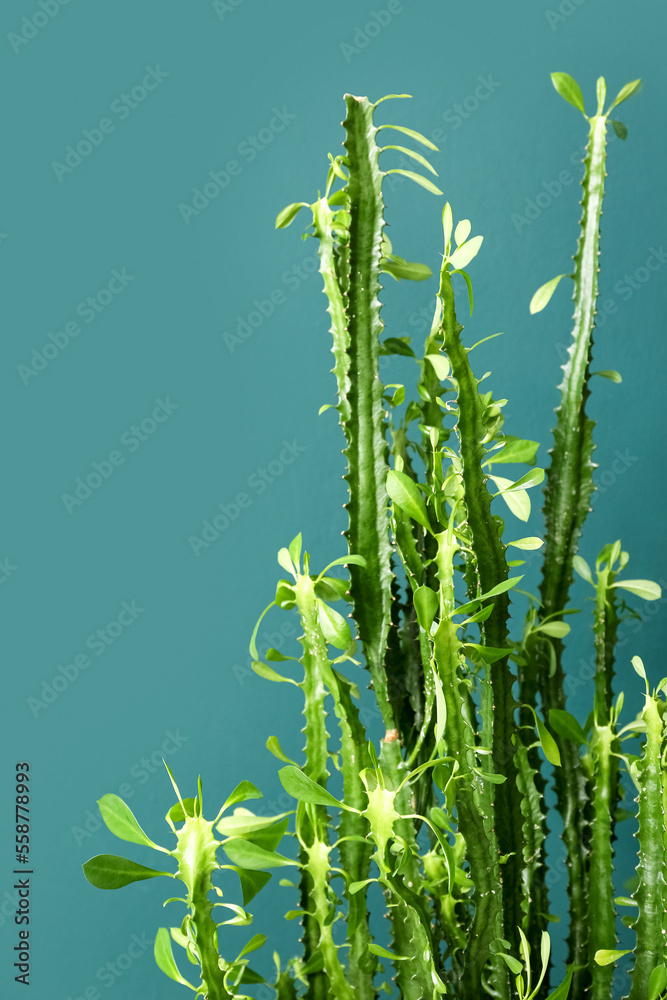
[626,692,667,1000]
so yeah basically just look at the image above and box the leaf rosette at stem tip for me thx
[83,765,295,999]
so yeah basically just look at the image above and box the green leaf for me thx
[238,967,266,985]
[288,533,302,569]
[413,585,439,631]
[349,878,376,894]
[278,765,348,811]
[380,336,415,358]
[549,709,587,745]
[385,168,443,196]
[594,949,632,966]
[632,655,646,680]
[274,583,296,609]
[614,896,638,907]
[454,219,471,245]
[573,555,594,585]
[448,235,483,270]
[488,475,531,521]
[498,952,524,974]
[216,902,252,926]
[154,928,196,989]
[610,120,628,140]
[369,943,409,961]
[382,256,432,281]
[234,868,272,905]
[551,72,586,113]
[83,855,172,890]
[452,268,475,314]
[608,78,642,112]
[275,202,309,229]
[265,648,292,662]
[380,144,438,175]
[425,354,450,380]
[318,403,334,415]
[434,670,447,746]
[167,798,197,823]
[540,931,552,982]
[237,934,267,961]
[318,554,367,574]
[221,780,263,814]
[472,766,507,784]
[222,839,296,871]
[462,603,495,625]
[508,537,543,551]
[442,203,453,251]
[498,467,545,493]
[464,643,513,664]
[489,436,540,466]
[374,93,413,105]
[168,926,195,961]
[386,469,430,531]
[378,123,439,150]
[528,707,561,766]
[612,579,662,601]
[430,806,450,830]
[648,964,667,1000]
[301,950,325,975]
[277,547,296,577]
[314,575,349,602]
[217,812,290,836]
[97,794,160,849]
[530,273,571,314]
[535,620,571,639]
[266,736,299,766]
[481,576,525,600]
[243,818,286,852]
[252,661,299,685]
[596,76,607,112]
[546,963,584,999]
[317,600,352,649]
[592,368,622,382]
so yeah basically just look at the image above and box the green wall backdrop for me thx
[2,1,666,996]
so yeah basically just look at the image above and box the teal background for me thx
[2,0,666,996]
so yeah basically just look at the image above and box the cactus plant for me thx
[83,74,665,999]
